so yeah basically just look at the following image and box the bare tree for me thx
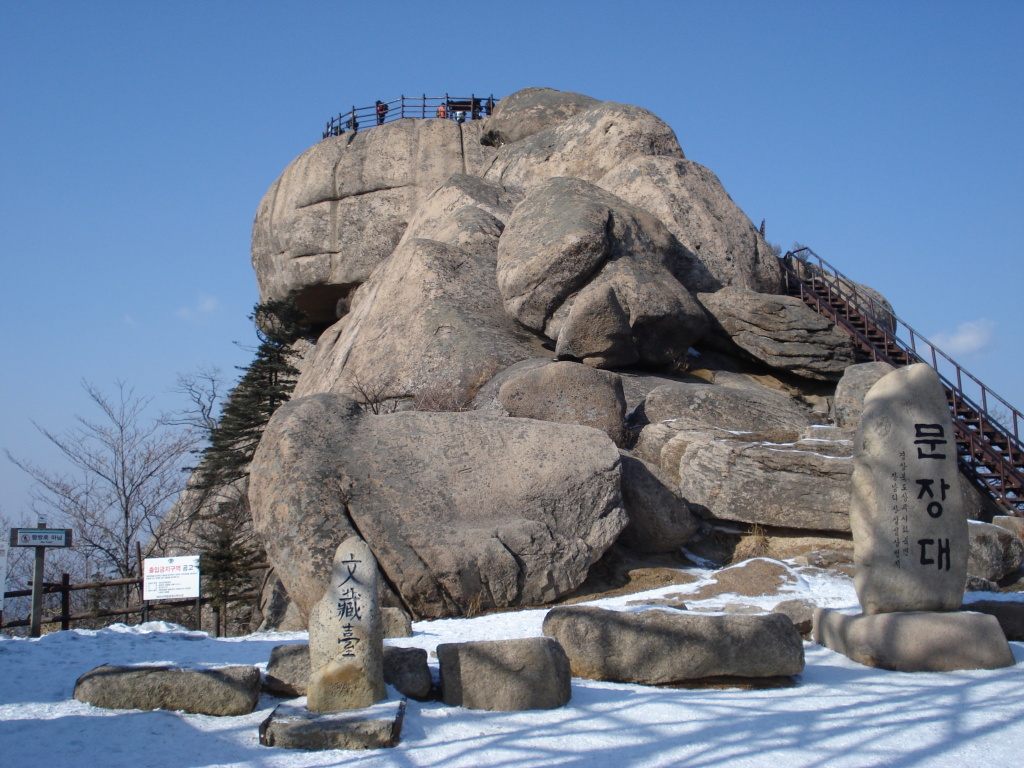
[5,382,197,602]
[164,365,224,438]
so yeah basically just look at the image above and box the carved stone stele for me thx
[850,364,967,614]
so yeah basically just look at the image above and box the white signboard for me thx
[0,540,8,597]
[12,529,71,547]
[143,556,200,600]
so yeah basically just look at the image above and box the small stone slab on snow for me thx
[259,697,405,751]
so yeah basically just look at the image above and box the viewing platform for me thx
[323,93,499,138]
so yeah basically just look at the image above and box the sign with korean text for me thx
[850,364,967,615]
[10,528,73,548]
[143,555,200,600]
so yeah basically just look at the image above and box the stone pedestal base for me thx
[814,608,1016,672]
[259,697,405,751]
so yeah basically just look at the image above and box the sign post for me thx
[9,522,73,637]
[0,535,9,627]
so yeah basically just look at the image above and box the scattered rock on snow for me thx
[543,605,804,684]
[73,664,261,716]
[437,637,572,711]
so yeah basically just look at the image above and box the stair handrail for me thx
[782,247,1021,449]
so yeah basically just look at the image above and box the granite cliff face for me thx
[247,87,884,622]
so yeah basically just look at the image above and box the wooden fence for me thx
[0,563,269,637]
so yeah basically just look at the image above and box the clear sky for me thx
[2,1,1021,519]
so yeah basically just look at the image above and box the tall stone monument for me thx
[849,363,967,613]
[815,364,1015,671]
[260,536,405,750]
[307,536,386,712]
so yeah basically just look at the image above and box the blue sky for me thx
[2,1,1021,519]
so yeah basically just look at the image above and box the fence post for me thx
[61,573,70,630]
[136,542,148,624]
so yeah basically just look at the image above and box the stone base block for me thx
[962,600,1024,641]
[813,608,1016,672]
[259,698,405,751]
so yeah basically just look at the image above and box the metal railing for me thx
[322,93,499,138]
[781,247,1023,515]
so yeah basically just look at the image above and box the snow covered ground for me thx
[2,563,1023,768]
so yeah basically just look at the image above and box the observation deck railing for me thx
[322,93,498,138]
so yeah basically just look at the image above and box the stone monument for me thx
[306,537,386,711]
[850,362,968,613]
[260,536,405,750]
[814,364,1015,671]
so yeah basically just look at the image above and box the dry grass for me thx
[411,385,470,413]
[731,523,772,563]
[463,592,484,618]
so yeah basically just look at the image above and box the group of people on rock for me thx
[435,96,494,122]
[328,96,495,137]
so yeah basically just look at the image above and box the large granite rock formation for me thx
[238,86,936,623]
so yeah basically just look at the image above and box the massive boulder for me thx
[598,156,782,293]
[236,86,927,623]
[484,100,683,193]
[292,236,541,405]
[676,435,854,532]
[640,381,814,433]
[496,177,708,367]
[833,361,896,428]
[497,361,628,445]
[618,454,702,552]
[249,393,627,619]
[481,87,600,146]
[698,287,856,380]
[968,521,1024,582]
[397,173,522,254]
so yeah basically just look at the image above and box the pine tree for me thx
[193,295,308,490]
[184,294,310,633]
[198,496,261,635]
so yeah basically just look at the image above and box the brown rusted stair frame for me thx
[779,249,1023,516]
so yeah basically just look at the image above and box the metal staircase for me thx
[779,247,1023,516]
